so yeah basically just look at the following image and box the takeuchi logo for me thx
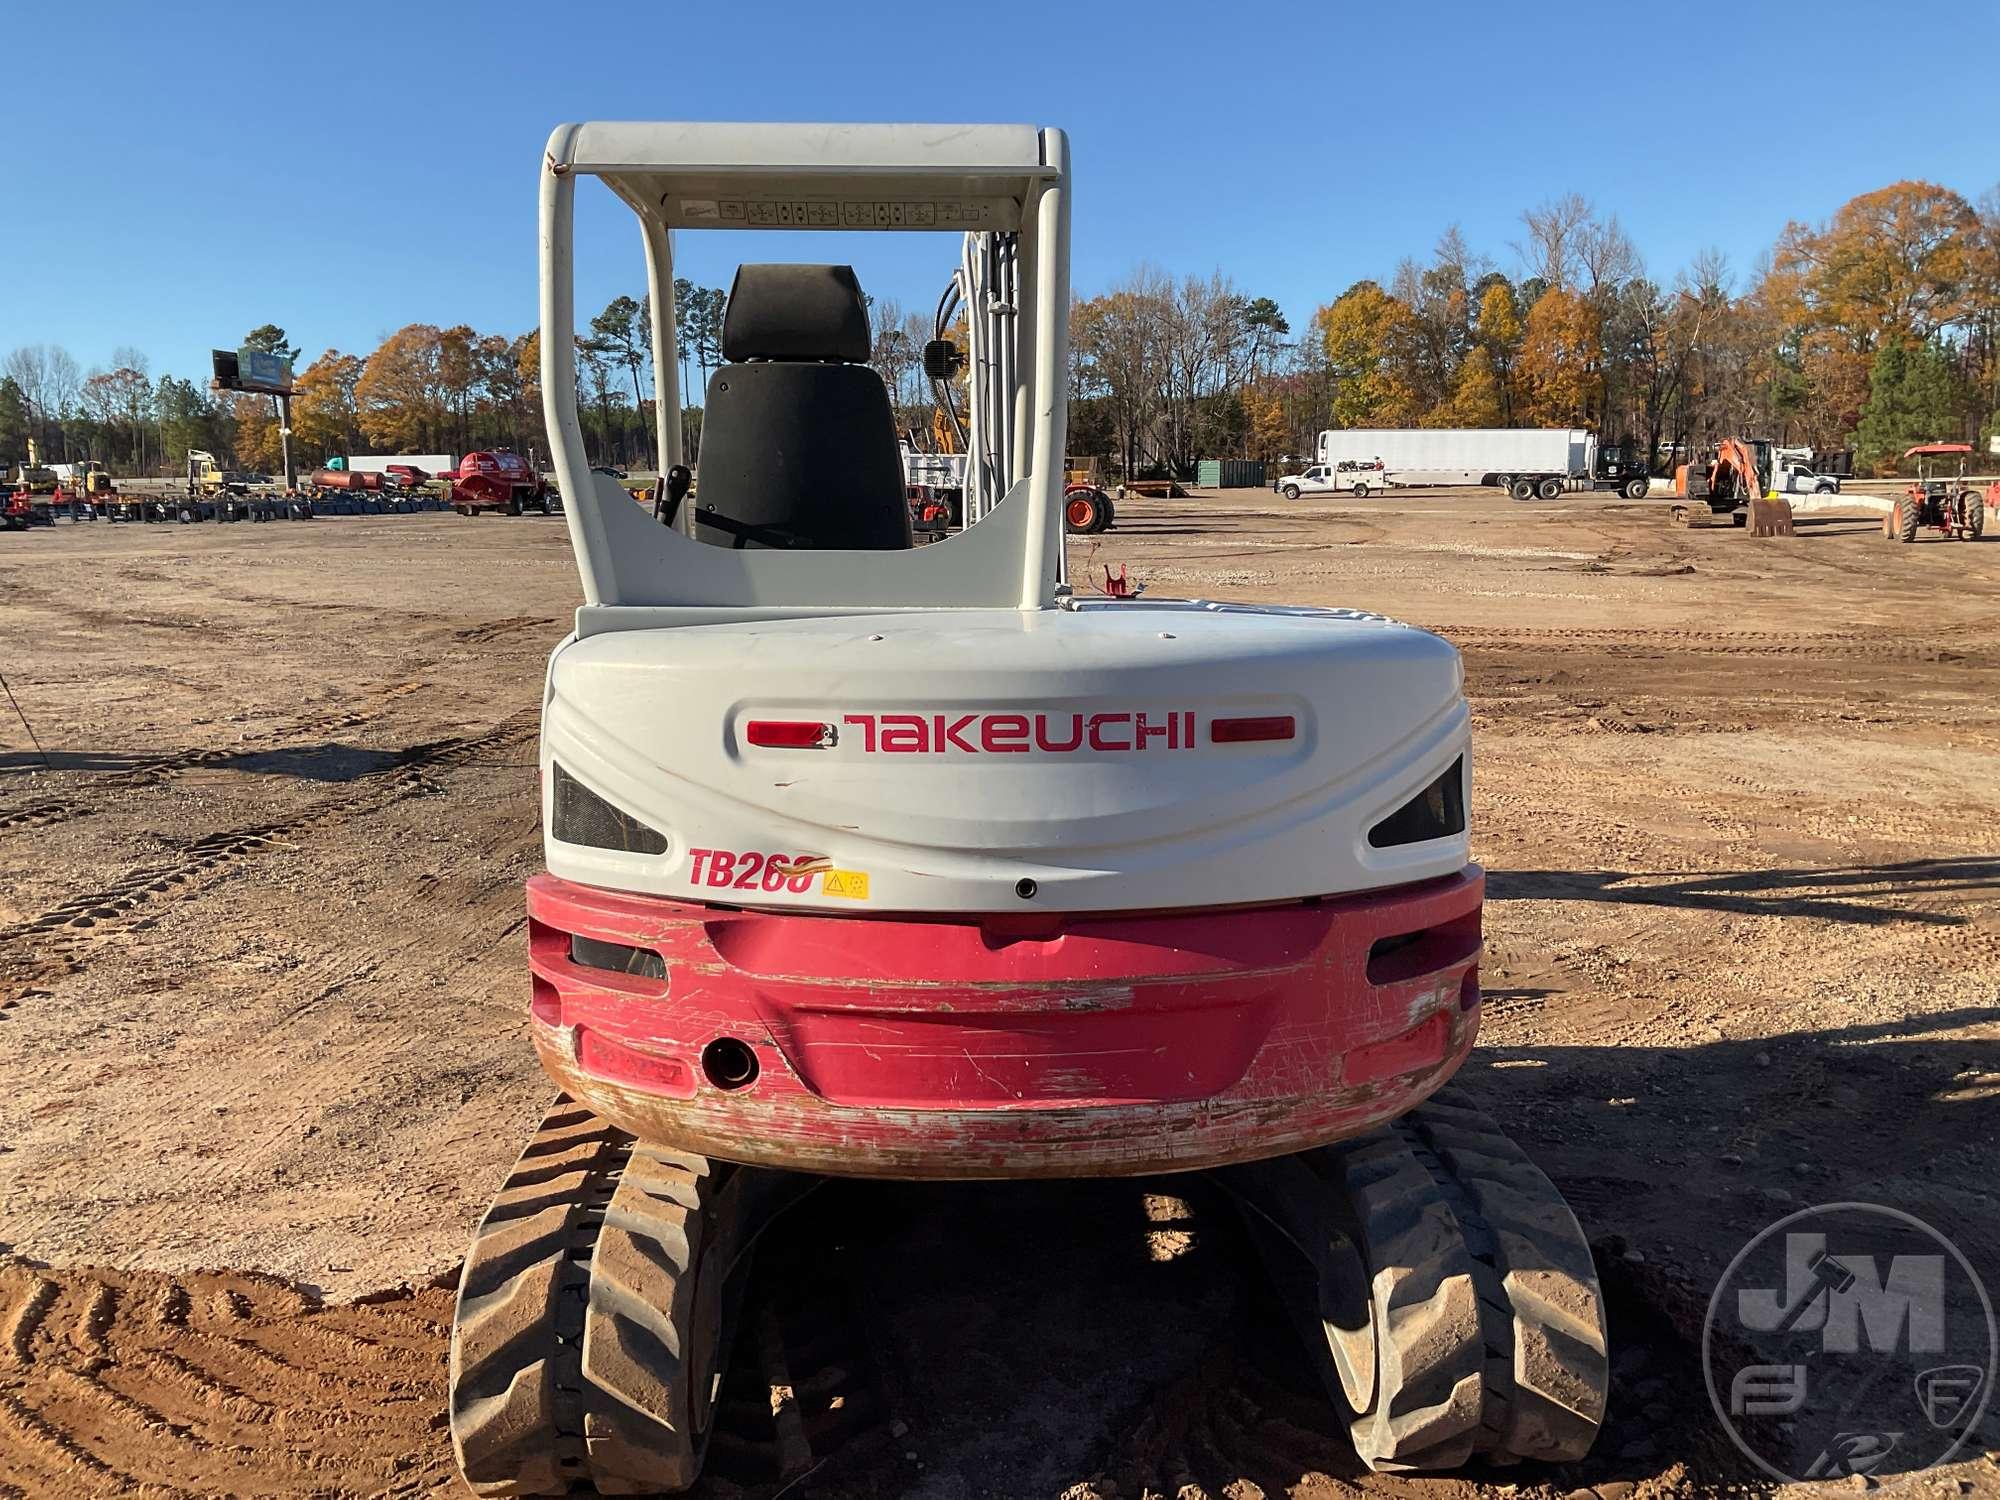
[840,711,1198,754]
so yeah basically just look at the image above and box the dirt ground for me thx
[1,490,1997,1498]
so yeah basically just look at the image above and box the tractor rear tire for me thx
[1970,497,1986,541]
[1897,497,1920,543]
[1509,479,1535,501]
[1064,491,1102,535]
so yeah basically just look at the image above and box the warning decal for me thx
[820,870,871,901]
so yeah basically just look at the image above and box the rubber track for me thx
[580,1145,714,1493]
[450,1100,721,1498]
[1312,1135,1485,1470]
[1397,1087,1609,1463]
[450,1100,628,1496]
[1312,1091,1608,1471]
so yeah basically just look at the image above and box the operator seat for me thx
[692,263,912,550]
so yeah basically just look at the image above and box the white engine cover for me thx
[541,601,1470,913]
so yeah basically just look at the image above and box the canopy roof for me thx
[550,122,1056,234]
[1904,443,1972,457]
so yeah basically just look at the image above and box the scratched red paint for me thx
[524,867,1484,1179]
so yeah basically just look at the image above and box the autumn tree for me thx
[1515,289,1602,426]
[1771,182,1984,443]
[355,324,447,450]
[1435,346,1504,427]
[1242,386,1290,460]
[293,351,364,459]
[230,391,284,472]
[1072,271,1171,476]
[1473,278,1524,424]
[1313,282,1415,427]
[1777,182,1981,347]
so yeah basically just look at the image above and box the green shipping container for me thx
[1197,459,1266,489]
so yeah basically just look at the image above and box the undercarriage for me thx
[451,1084,1607,1493]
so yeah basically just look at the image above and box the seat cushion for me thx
[693,363,912,551]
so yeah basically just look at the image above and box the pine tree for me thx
[1854,339,1965,474]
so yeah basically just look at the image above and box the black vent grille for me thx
[570,935,667,980]
[1367,758,1466,848]
[550,763,668,855]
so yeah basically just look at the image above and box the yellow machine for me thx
[8,439,60,496]
[72,461,116,499]
[187,449,250,497]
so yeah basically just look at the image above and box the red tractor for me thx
[1886,444,1986,543]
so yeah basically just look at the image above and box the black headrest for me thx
[721,264,871,363]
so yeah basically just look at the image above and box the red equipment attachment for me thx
[449,449,548,514]
[522,866,1483,1179]
[309,468,383,491]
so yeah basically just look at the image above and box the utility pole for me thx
[274,392,295,489]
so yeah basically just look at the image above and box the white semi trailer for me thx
[340,453,456,478]
[1281,428,1651,500]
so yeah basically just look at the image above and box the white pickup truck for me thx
[1776,462,1841,495]
[1276,458,1388,499]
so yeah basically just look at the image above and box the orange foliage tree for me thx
[1515,290,1602,426]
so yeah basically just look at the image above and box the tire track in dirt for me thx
[0,1263,455,1498]
[448,614,561,645]
[0,680,433,836]
[0,707,538,1004]
[1435,623,1987,663]
[0,1251,901,1500]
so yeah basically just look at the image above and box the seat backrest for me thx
[692,264,911,551]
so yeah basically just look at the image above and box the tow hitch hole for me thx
[701,1037,760,1091]
[1015,878,1038,900]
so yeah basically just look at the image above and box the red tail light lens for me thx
[1210,715,1297,744]
[745,720,837,749]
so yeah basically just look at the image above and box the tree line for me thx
[1069,180,2000,477]
[7,177,1995,483]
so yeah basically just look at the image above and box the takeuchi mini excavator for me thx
[447,122,1610,1496]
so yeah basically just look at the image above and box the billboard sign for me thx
[212,348,294,396]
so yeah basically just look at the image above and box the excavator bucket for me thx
[1748,496,1795,536]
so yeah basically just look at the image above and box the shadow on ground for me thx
[0,742,405,782]
[1490,858,2000,926]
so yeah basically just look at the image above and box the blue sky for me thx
[6,0,1996,387]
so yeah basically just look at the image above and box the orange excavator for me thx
[1672,437,1791,532]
